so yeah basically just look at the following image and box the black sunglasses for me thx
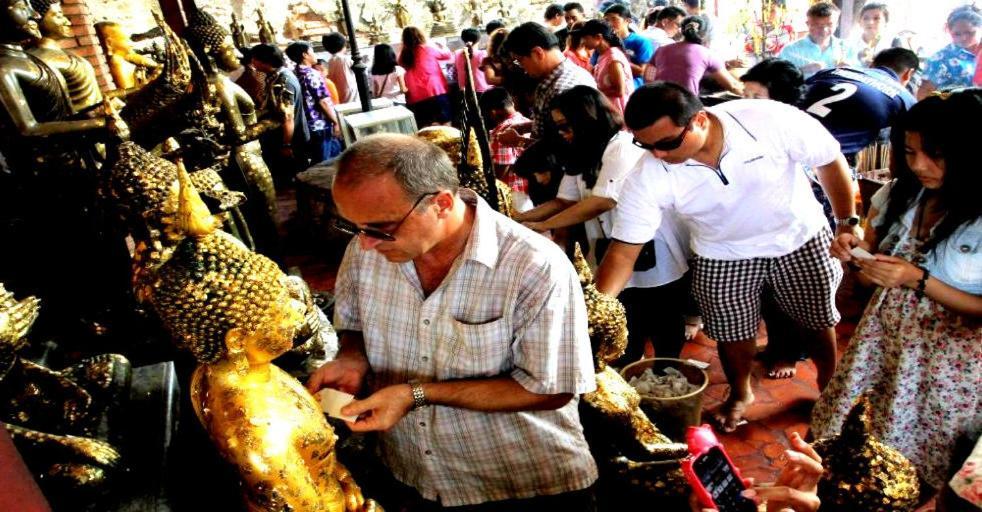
[632,123,691,151]
[333,192,438,241]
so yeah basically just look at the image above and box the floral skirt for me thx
[811,270,982,489]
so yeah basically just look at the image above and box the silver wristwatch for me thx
[835,215,861,227]
[410,383,428,410]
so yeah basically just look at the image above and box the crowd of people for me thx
[229,2,981,510]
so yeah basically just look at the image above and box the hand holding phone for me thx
[683,425,757,512]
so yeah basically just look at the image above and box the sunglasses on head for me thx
[632,122,692,151]
[332,192,438,241]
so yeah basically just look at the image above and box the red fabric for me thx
[401,44,452,104]
[0,427,51,511]
[490,111,530,166]
[974,48,982,86]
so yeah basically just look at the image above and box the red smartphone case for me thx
[681,423,749,510]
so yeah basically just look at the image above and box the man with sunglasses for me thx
[307,134,599,510]
[595,82,858,432]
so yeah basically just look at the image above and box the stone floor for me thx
[278,186,868,485]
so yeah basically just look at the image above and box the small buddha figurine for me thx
[230,12,248,49]
[391,0,411,29]
[145,151,377,511]
[256,8,276,44]
[95,21,161,90]
[26,0,103,115]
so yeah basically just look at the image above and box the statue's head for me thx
[185,8,240,72]
[1,0,42,41]
[29,0,70,39]
[94,21,130,54]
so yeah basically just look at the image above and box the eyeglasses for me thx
[555,122,573,134]
[632,123,692,151]
[332,192,438,241]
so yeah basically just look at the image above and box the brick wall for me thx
[59,0,116,92]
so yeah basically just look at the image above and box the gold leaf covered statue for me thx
[391,0,411,29]
[26,0,103,114]
[230,12,248,49]
[95,20,161,91]
[813,396,920,512]
[572,244,689,497]
[145,148,374,511]
[415,125,515,218]
[0,284,130,502]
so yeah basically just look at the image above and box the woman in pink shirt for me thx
[455,28,490,94]
[579,20,633,114]
[648,16,743,96]
[399,26,453,126]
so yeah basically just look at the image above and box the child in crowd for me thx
[370,44,408,104]
[322,32,360,104]
[455,28,491,95]
[481,87,530,201]
[312,58,340,104]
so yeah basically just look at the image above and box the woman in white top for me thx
[514,86,694,363]
[370,44,407,104]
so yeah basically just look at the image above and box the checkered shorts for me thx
[692,227,843,343]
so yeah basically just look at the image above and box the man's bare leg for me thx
[713,338,757,432]
[807,326,838,392]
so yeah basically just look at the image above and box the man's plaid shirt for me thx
[531,58,597,140]
[334,189,598,506]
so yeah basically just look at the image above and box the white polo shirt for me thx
[612,99,840,261]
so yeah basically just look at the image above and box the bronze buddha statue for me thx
[230,12,248,49]
[256,8,276,44]
[184,7,279,223]
[145,152,376,511]
[26,0,103,115]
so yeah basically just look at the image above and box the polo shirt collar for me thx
[458,188,500,269]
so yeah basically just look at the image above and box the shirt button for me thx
[422,319,430,326]
[419,421,426,427]
[421,356,429,362]
[425,449,433,455]
[960,245,971,253]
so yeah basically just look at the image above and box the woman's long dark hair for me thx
[877,88,982,255]
[399,26,425,69]
[371,44,398,75]
[550,85,623,188]
[580,19,624,49]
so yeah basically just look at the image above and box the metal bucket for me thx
[620,358,709,441]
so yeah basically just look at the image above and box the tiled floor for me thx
[279,187,868,485]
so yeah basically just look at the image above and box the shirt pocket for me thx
[444,317,512,379]
[934,227,982,295]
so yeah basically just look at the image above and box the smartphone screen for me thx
[693,446,757,512]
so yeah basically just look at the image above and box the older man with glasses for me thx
[595,82,857,432]
[308,133,599,510]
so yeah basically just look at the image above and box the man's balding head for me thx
[335,134,460,201]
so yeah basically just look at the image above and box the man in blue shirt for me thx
[601,4,653,88]
[801,48,918,159]
[780,2,859,78]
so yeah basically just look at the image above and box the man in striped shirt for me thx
[307,134,598,510]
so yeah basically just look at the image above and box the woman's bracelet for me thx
[914,265,930,298]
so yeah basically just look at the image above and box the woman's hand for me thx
[854,254,923,289]
[830,232,870,262]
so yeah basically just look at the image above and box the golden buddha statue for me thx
[1,283,129,501]
[184,7,279,222]
[415,125,516,217]
[571,244,690,498]
[813,396,920,511]
[95,20,161,91]
[145,151,376,511]
[256,8,276,44]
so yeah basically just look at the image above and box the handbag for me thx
[593,217,656,271]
